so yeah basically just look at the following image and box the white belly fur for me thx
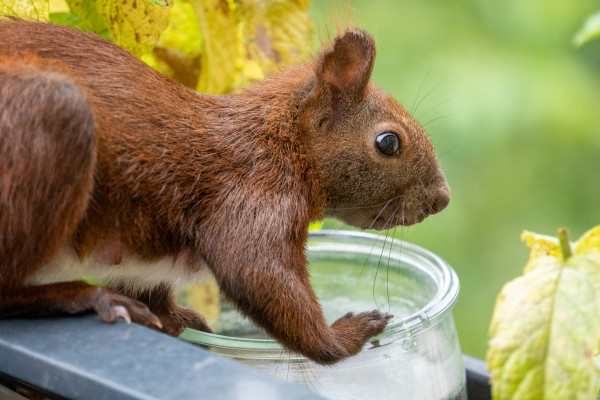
[25,245,213,294]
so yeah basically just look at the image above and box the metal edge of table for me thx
[0,315,324,400]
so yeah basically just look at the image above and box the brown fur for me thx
[0,19,449,364]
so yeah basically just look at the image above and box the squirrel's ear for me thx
[318,28,375,101]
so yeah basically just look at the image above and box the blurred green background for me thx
[309,0,600,359]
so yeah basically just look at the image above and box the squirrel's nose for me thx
[430,181,450,214]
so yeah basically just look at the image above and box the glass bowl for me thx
[179,230,466,400]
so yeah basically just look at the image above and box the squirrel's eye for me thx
[375,132,401,156]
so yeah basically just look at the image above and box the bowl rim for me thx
[179,229,460,353]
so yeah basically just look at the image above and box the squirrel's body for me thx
[3,19,318,293]
[0,19,449,364]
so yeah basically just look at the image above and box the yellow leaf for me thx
[521,230,562,262]
[177,280,221,326]
[100,0,171,56]
[147,0,203,88]
[189,0,312,95]
[235,0,312,90]
[308,221,323,230]
[49,0,68,13]
[489,228,600,400]
[575,225,600,255]
[0,0,49,21]
[155,0,202,54]
[188,0,239,94]
[522,226,600,265]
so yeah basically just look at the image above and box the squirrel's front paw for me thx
[330,310,393,356]
[304,310,392,365]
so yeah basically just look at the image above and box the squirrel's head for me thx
[300,28,450,230]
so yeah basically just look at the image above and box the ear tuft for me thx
[319,28,376,100]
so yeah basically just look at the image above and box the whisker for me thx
[436,144,459,160]
[367,198,394,231]
[327,194,404,212]
[387,223,398,314]
[418,97,452,126]
[416,177,435,214]
[398,202,406,284]
[414,76,447,117]
[304,360,320,393]
[356,228,385,284]
[373,207,399,310]
[274,351,281,376]
[422,114,451,128]
[416,96,453,123]
[373,234,389,311]
[410,64,435,115]
[298,357,317,393]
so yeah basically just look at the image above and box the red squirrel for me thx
[0,19,450,365]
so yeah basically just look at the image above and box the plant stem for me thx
[558,227,573,261]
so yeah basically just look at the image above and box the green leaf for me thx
[569,254,600,292]
[49,11,93,31]
[63,0,111,38]
[65,0,104,31]
[489,227,600,400]
[574,10,600,47]
[487,256,600,400]
[0,0,49,21]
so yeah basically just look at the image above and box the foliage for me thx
[310,0,600,359]
[0,0,48,20]
[486,227,600,400]
[1,0,313,93]
[308,221,323,230]
[4,0,600,365]
[574,10,600,47]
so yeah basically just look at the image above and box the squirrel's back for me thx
[0,19,209,139]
